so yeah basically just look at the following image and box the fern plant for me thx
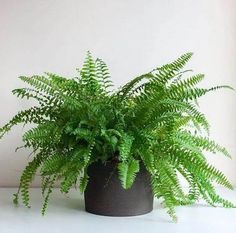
[0,52,235,221]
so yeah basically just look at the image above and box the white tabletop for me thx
[0,188,236,233]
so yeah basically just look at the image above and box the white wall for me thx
[0,0,235,187]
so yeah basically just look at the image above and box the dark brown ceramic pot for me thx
[84,161,153,216]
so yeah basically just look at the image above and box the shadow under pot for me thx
[84,161,154,216]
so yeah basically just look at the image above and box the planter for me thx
[84,160,154,216]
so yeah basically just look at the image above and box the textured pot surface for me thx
[84,161,153,216]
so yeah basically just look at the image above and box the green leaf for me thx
[79,173,89,193]
[118,159,140,189]
[118,133,134,162]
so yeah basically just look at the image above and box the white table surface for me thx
[0,188,236,233]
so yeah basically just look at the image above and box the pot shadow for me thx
[50,196,175,223]
[50,196,85,213]
[65,198,85,211]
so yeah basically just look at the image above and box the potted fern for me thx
[0,52,234,221]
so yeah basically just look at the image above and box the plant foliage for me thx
[1,51,235,221]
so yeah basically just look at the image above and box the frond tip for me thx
[118,159,140,189]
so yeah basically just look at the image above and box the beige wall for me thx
[0,0,236,187]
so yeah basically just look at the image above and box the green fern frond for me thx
[18,75,59,97]
[95,58,113,94]
[172,116,192,131]
[177,165,200,202]
[19,153,46,208]
[79,172,89,193]
[41,176,51,196]
[157,161,187,202]
[208,85,235,92]
[40,154,67,176]
[23,122,61,148]
[60,146,93,193]
[117,73,154,99]
[0,107,47,139]
[176,131,231,157]
[152,52,193,85]
[151,175,178,222]
[139,148,155,174]
[168,87,208,101]
[60,170,80,194]
[180,149,233,189]
[169,74,204,91]
[41,174,57,215]
[80,51,102,95]
[12,88,46,103]
[197,176,235,208]
[118,133,134,162]
[118,159,140,189]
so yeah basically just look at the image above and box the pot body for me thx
[84,161,153,216]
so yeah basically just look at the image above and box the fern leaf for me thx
[177,131,231,157]
[152,52,193,85]
[118,159,139,189]
[41,154,66,176]
[118,133,134,162]
[95,58,113,94]
[41,175,57,215]
[79,172,89,193]
[151,175,178,222]
[20,153,46,207]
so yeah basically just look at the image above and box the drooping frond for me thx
[118,159,140,189]
[13,152,46,208]
[41,174,57,215]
